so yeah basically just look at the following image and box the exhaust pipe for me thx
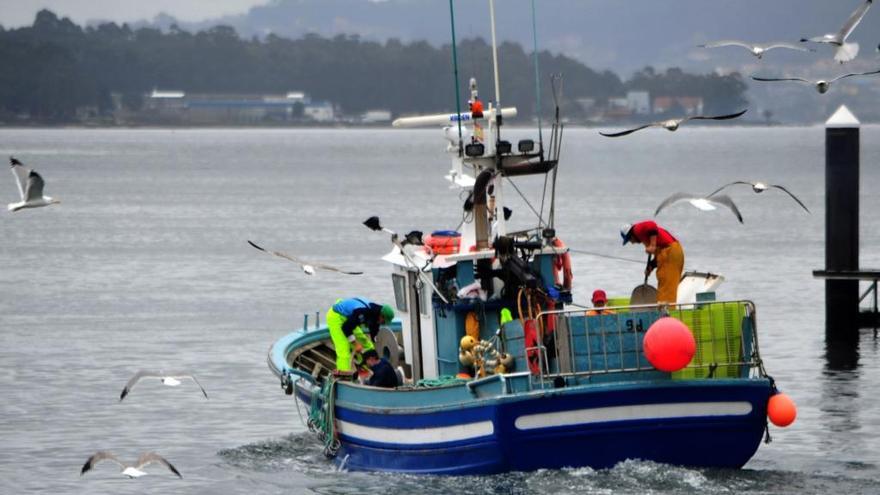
[472,170,494,251]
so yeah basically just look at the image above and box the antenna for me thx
[448,0,464,158]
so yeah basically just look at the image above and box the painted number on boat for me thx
[625,319,646,333]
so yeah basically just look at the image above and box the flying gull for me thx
[707,181,810,213]
[654,193,744,223]
[81,451,182,478]
[247,240,363,275]
[699,40,814,59]
[119,370,208,401]
[800,0,873,63]
[7,157,60,212]
[751,69,880,93]
[599,109,747,137]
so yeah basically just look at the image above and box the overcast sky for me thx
[0,0,271,27]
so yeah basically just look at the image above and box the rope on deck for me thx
[415,375,469,387]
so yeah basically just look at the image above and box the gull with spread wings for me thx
[751,69,880,93]
[654,193,744,223]
[599,109,747,138]
[8,157,60,212]
[800,0,873,63]
[248,240,363,275]
[707,181,810,213]
[699,40,813,59]
[81,451,182,478]
[119,370,208,401]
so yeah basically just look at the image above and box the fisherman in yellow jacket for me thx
[326,297,395,373]
[621,221,685,304]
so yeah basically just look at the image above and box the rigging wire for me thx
[538,165,549,224]
[566,248,644,264]
[548,74,564,228]
[505,176,545,226]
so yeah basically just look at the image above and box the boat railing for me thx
[528,299,763,384]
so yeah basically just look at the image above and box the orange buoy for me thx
[456,372,472,380]
[643,317,696,372]
[767,392,797,427]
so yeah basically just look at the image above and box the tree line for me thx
[0,10,748,123]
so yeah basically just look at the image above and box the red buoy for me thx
[643,317,696,372]
[767,392,797,427]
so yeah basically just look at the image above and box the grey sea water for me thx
[0,126,878,494]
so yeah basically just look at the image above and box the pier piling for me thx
[823,106,860,343]
[813,106,880,364]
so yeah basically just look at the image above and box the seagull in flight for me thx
[751,69,880,93]
[81,451,182,479]
[7,157,60,212]
[699,40,814,59]
[247,240,363,276]
[801,0,873,63]
[654,193,744,223]
[119,370,208,401]
[599,109,747,137]
[707,181,810,213]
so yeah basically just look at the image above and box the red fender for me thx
[552,238,573,290]
[524,318,541,374]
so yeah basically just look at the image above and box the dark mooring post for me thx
[824,105,860,344]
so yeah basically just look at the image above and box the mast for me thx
[487,0,506,237]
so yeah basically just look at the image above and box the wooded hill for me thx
[0,10,748,123]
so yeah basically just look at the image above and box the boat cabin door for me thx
[391,268,437,382]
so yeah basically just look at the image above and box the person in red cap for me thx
[620,221,685,304]
[586,289,616,316]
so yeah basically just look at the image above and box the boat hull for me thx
[295,378,770,474]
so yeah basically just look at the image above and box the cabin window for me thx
[392,274,407,312]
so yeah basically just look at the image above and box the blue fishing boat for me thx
[267,1,788,474]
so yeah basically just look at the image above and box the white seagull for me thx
[81,451,182,479]
[247,240,363,276]
[699,40,814,59]
[800,0,873,63]
[7,157,60,212]
[751,69,880,93]
[707,181,810,213]
[654,193,744,223]
[599,109,747,137]
[119,370,208,401]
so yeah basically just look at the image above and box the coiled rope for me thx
[307,376,341,458]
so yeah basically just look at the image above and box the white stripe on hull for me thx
[337,419,494,444]
[515,401,753,431]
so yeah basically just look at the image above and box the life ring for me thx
[552,238,573,290]
[424,231,461,255]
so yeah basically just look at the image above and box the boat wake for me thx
[217,440,878,495]
[217,433,329,474]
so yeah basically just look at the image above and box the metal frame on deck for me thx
[528,300,765,386]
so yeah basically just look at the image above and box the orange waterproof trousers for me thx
[655,241,684,304]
